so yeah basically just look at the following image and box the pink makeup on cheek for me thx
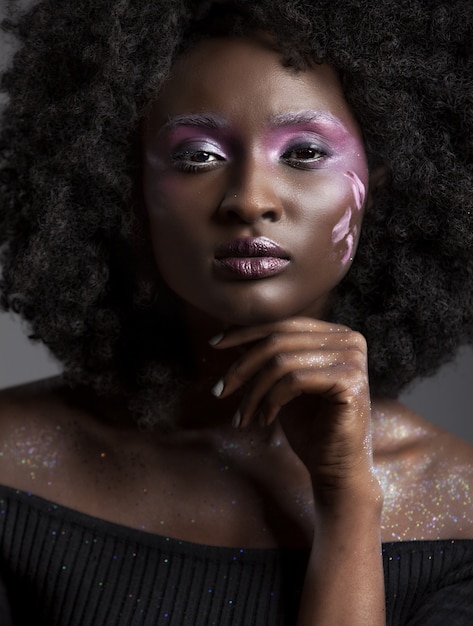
[344,170,366,211]
[332,207,352,244]
[331,170,365,266]
[332,208,357,265]
[341,231,355,265]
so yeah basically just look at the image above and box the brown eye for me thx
[283,147,324,161]
[177,150,219,163]
[190,151,214,162]
[172,148,225,174]
[281,143,329,170]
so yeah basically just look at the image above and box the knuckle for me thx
[267,351,288,371]
[334,322,351,333]
[228,359,245,382]
[347,346,367,368]
[346,368,368,391]
[336,330,367,354]
[263,332,283,352]
[350,331,368,352]
[280,317,307,331]
[284,369,304,392]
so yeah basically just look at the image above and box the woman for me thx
[0,1,472,624]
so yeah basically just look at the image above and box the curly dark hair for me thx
[1,0,472,427]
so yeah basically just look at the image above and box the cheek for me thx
[143,166,204,239]
[142,170,201,278]
[143,162,220,227]
[293,167,366,263]
[143,166,188,218]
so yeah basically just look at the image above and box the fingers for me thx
[209,317,350,349]
[240,358,358,427]
[210,319,368,429]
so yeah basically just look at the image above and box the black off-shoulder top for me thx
[0,486,472,625]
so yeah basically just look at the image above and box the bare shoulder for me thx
[0,379,81,484]
[0,378,132,497]
[373,398,473,541]
[0,377,75,441]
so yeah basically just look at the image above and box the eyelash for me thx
[170,142,331,174]
[280,144,330,169]
[171,149,225,173]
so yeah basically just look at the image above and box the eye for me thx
[172,147,226,173]
[281,144,330,169]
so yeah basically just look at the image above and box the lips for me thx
[214,237,290,279]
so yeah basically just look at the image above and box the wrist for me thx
[312,471,384,520]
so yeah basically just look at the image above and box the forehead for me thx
[147,37,363,140]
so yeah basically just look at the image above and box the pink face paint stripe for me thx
[344,170,366,211]
[341,233,355,265]
[332,207,352,244]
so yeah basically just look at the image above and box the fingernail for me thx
[232,410,241,429]
[209,332,224,346]
[211,379,224,398]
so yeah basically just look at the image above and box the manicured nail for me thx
[232,410,242,429]
[209,332,224,346]
[211,379,224,398]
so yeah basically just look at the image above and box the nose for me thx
[217,159,283,224]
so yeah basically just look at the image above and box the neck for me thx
[169,304,237,430]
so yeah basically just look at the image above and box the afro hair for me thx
[0,0,472,426]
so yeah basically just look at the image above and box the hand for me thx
[210,317,374,497]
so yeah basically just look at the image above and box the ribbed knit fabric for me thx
[0,486,472,625]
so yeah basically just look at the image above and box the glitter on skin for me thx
[1,426,61,473]
[373,410,473,541]
[375,460,473,541]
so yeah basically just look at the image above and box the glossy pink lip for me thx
[214,237,290,279]
[215,237,290,259]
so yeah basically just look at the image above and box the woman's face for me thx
[142,37,370,326]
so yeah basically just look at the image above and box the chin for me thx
[178,282,329,327]
[203,300,320,326]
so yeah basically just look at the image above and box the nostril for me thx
[261,209,279,222]
[222,206,280,224]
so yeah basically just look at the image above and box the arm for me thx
[211,317,385,625]
[299,479,384,625]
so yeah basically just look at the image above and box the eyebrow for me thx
[270,110,347,131]
[159,114,229,134]
[158,110,347,134]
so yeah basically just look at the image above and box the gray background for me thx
[0,1,472,441]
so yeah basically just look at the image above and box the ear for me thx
[366,164,390,210]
